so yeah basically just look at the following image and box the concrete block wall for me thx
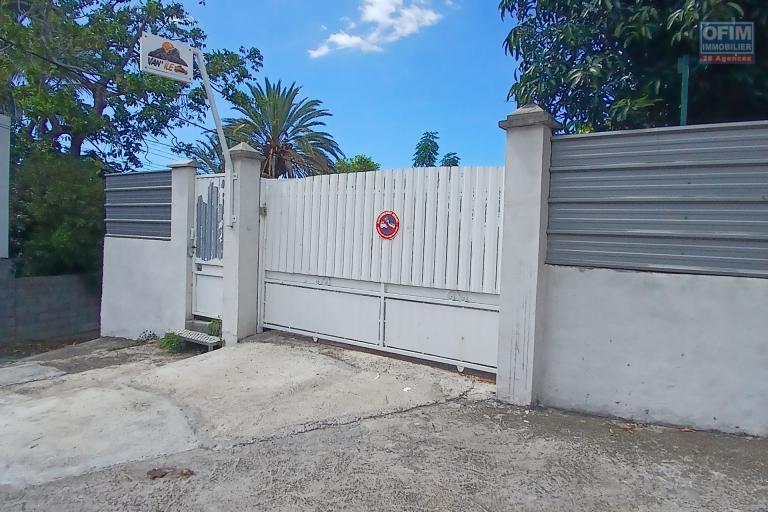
[0,260,100,343]
[0,259,15,338]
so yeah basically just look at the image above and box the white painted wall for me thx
[536,265,768,436]
[101,163,196,339]
[100,237,188,338]
[0,114,10,259]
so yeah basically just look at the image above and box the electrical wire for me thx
[144,144,179,159]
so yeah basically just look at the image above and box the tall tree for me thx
[413,131,461,167]
[337,154,380,173]
[500,0,768,132]
[413,131,439,167]
[440,152,460,167]
[1,0,262,169]
[10,151,104,275]
[226,79,343,178]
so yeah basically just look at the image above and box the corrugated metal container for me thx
[547,121,768,278]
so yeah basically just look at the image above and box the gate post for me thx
[496,104,560,405]
[222,143,263,345]
[169,160,198,323]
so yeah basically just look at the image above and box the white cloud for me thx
[309,0,441,58]
[308,44,331,58]
[340,16,357,30]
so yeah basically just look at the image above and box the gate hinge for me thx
[259,206,267,217]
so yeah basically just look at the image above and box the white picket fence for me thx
[262,166,504,293]
[259,167,505,371]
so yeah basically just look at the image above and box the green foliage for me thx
[207,319,222,338]
[10,150,104,276]
[226,79,343,178]
[413,131,461,167]
[158,332,184,353]
[1,0,262,169]
[336,154,380,173]
[413,131,439,167]
[499,0,768,131]
[440,152,460,167]
[177,133,226,174]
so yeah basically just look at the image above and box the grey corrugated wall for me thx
[105,170,172,239]
[547,121,768,278]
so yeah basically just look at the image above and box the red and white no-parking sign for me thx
[376,211,400,240]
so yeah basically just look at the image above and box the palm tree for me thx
[226,79,343,178]
[178,133,225,174]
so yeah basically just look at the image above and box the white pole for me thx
[0,114,9,259]
[193,49,236,226]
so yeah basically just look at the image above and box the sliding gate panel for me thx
[259,167,503,372]
[264,281,380,344]
[384,299,498,368]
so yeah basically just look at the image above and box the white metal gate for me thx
[193,174,225,319]
[259,167,504,372]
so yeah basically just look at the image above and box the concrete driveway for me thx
[0,333,489,489]
[0,332,766,511]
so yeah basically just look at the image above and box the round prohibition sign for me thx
[376,210,400,240]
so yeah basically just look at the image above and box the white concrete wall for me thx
[100,163,195,339]
[100,237,188,338]
[536,265,768,436]
[0,114,10,259]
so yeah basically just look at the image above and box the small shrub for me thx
[158,332,184,353]
[207,319,222,338]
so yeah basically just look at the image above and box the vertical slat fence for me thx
[263,166,504,293]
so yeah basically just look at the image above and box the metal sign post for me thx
[140,32,235,226]
[193,48,235,226]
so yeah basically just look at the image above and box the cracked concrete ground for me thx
[0,332,766,511]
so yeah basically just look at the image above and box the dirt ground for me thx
[0,335,97,364]
[0,333,766,512]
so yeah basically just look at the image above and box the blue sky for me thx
[148,0,517,169]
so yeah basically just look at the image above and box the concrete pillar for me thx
[169,160,198,323]
[0,114,10,259]
[496,104,560,405]
[222,143,263,345]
